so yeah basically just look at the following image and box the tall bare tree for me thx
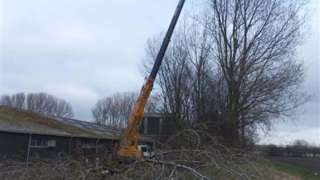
[144,32,193,128]
[184,19,214,123]
[207,0,305,145]
[0,92,74,118]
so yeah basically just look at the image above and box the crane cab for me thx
[138,144,154,159]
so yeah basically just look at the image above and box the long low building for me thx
[0,106,151,161]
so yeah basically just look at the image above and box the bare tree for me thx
[207,0,306,146]
[92,92,159,128]
[144,32,193,128]
[144,22,229,132]
[184,19,215,123]
[0,93,26,109]
[92,92,135,128]
[0,92,74,118]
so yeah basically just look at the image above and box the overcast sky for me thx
[0,0,319,145]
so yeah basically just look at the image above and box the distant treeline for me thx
[258,140,320,158]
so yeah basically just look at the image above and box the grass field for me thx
[268,158,320,180]
[184,158,320,180]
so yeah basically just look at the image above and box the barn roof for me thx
[0,106,121,140]
[53,116,122,139]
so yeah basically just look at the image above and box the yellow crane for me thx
[117,0,186,159]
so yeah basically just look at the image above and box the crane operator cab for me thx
[138,144,154,159]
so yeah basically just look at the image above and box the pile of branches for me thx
[115,129,271,180]
[0,130,274,180]
[0,159,109,180]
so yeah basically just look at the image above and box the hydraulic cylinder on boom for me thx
[117,0,186,158]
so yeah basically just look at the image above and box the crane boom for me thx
[118,0,186,158]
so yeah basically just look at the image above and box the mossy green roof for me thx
[0,106,120,140]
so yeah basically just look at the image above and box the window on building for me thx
[30,138,56,148]
[81,140,97,149]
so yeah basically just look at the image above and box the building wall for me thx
[0,132,29,160]
[0,132,115,161]
[139,115,178,137]
[28,135,71,159]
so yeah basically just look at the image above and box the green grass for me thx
[269,160,320,180]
